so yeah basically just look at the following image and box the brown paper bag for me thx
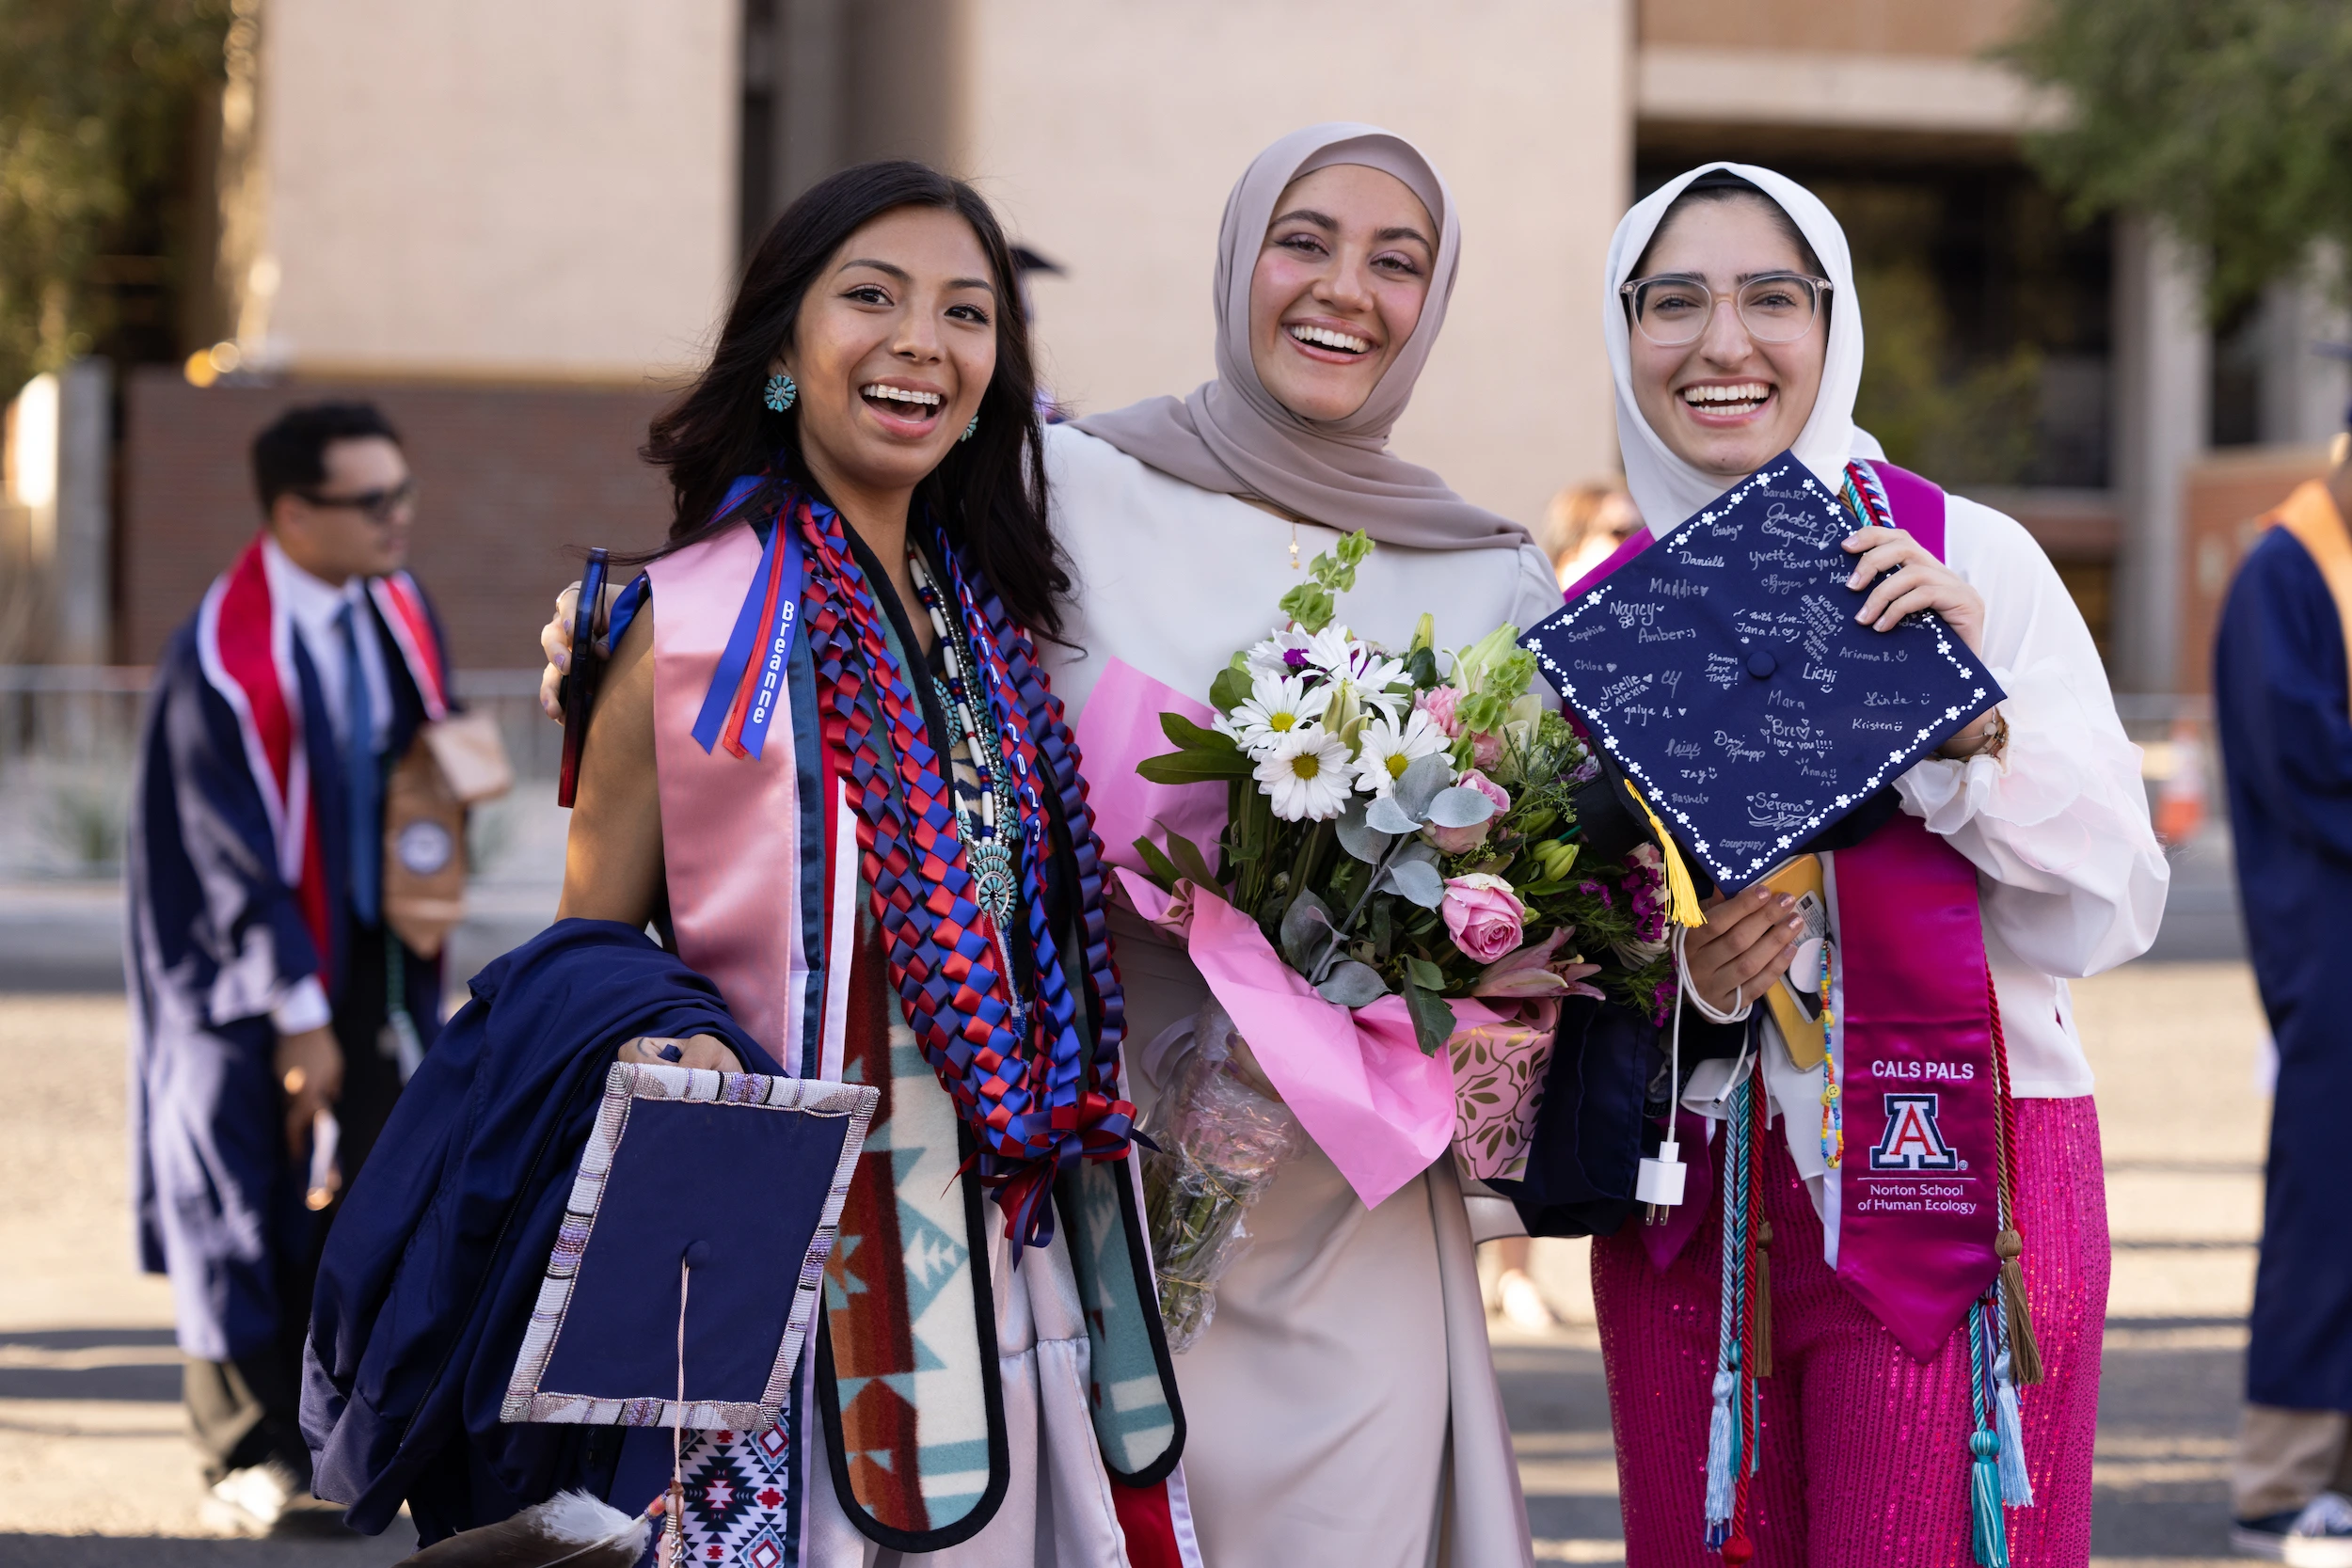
[383,736,468,959]
[421,709,513,804]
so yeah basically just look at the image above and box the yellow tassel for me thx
[1624,780,1706,927]
[1996,1228,2043,1386]
[1755,1217,1774,1378]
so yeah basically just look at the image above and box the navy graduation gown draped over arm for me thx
[298,920,778,1541]
[2214,524,2352,1413]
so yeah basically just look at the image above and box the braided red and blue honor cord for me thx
[791,491,1134,1248]
[930,522,1136,1197]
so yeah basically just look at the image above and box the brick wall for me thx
[119,369,676,669]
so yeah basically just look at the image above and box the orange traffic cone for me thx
[2154,718,2207,846]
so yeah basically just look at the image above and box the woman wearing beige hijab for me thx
[1045,123,1556,1568]
[543,126,1557,1566]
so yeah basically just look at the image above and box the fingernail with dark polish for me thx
[657,1043,683,1063]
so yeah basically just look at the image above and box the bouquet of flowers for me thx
[1121,532,1674,1341]
[1131,531,1674,1039]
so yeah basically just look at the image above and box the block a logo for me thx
[1867,1093,1961,1172]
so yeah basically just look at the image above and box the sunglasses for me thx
[296,478,416,523]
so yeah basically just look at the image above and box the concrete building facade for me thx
[14,0,2335,694]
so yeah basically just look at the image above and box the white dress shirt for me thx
[261,537,394,1034]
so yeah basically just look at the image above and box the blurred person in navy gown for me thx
[125,403,456,1532]
[2213,420,2352,1560]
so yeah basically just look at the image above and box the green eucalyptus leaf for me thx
[1314,960,1389,1007]
[1381,858,1445,909]
[1425,784,1498,829]
[1393,752,1454,819]
[1404,980,1454,1056]
[1335,800,1394,863]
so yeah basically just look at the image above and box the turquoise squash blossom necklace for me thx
[908,546,1025,1036]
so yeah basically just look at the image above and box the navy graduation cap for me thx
[502,1061,878,1433]
[1521,451,2003,894]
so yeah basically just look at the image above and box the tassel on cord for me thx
[1966,1303,2012,1568]
[1994,1344,2035,1508]
[1703,1365,1740,1534]
[1986,971,2043,1386]
[1755,1217,1774,1379]
[1996,1231,2042,1387]
[1624,781,1705,927]
[1969,1431,2010,1568]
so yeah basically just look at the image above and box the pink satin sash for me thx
[646,524,814,1060]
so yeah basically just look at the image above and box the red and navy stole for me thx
[195,534,448,965]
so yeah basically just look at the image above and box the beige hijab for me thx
[1074,122,1530,552]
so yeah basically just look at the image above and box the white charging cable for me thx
[1635,925,1692,1222]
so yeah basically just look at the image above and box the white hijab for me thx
[1603,162,1881,537]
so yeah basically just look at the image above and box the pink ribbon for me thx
[1120,871,1496,1212]
[1069,658,1229,876]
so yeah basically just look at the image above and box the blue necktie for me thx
[335,601,381,925]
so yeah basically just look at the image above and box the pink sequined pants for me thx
[1593,1095,2108,1567]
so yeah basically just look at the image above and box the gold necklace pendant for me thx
[1289,517,1301,571]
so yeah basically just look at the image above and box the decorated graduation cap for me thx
[1522,451,2003,894]
[503,1061,877,1433]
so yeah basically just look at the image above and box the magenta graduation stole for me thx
[1826,460,2006,1362]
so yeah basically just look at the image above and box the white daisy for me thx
[1255,727,1357,821]
[1354,708,1452,797]
[1219,672,1332,757]
[1303,624,1366,677]
[1246,626,1315,677]
[1303,626,1409,722]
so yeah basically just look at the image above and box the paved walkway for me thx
[0,961,2271,1563]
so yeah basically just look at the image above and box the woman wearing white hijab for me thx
[540,130,1556,1567]
[1584,163,2165,1565]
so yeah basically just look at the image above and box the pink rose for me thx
[1416,685,1462,736]
[1422,768,1510,854]
[1470,729,1504,769]
[1441,872,1528,964]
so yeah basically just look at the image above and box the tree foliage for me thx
[2007,0,2352,318]
[0,0,230,402]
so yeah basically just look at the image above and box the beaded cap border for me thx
[501,1060,878,1431]
[1521,460,1994,891]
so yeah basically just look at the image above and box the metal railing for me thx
[0,666,563,879]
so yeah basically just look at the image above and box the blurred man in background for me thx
[125,403,457,1533]
[2212,419,2352,1562]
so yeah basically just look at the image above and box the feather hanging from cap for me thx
[395,1490,662,1568]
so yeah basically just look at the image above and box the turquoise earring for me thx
[961,414,978,443]
[763,372,796,412]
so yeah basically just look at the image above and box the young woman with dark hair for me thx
[1581,163,2165,1566]
[306,162,1185,1565]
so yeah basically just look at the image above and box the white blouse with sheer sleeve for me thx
[1894,494,2169,1097]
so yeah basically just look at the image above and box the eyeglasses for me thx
[296,478,416,523]
[1619,272,1833,348]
